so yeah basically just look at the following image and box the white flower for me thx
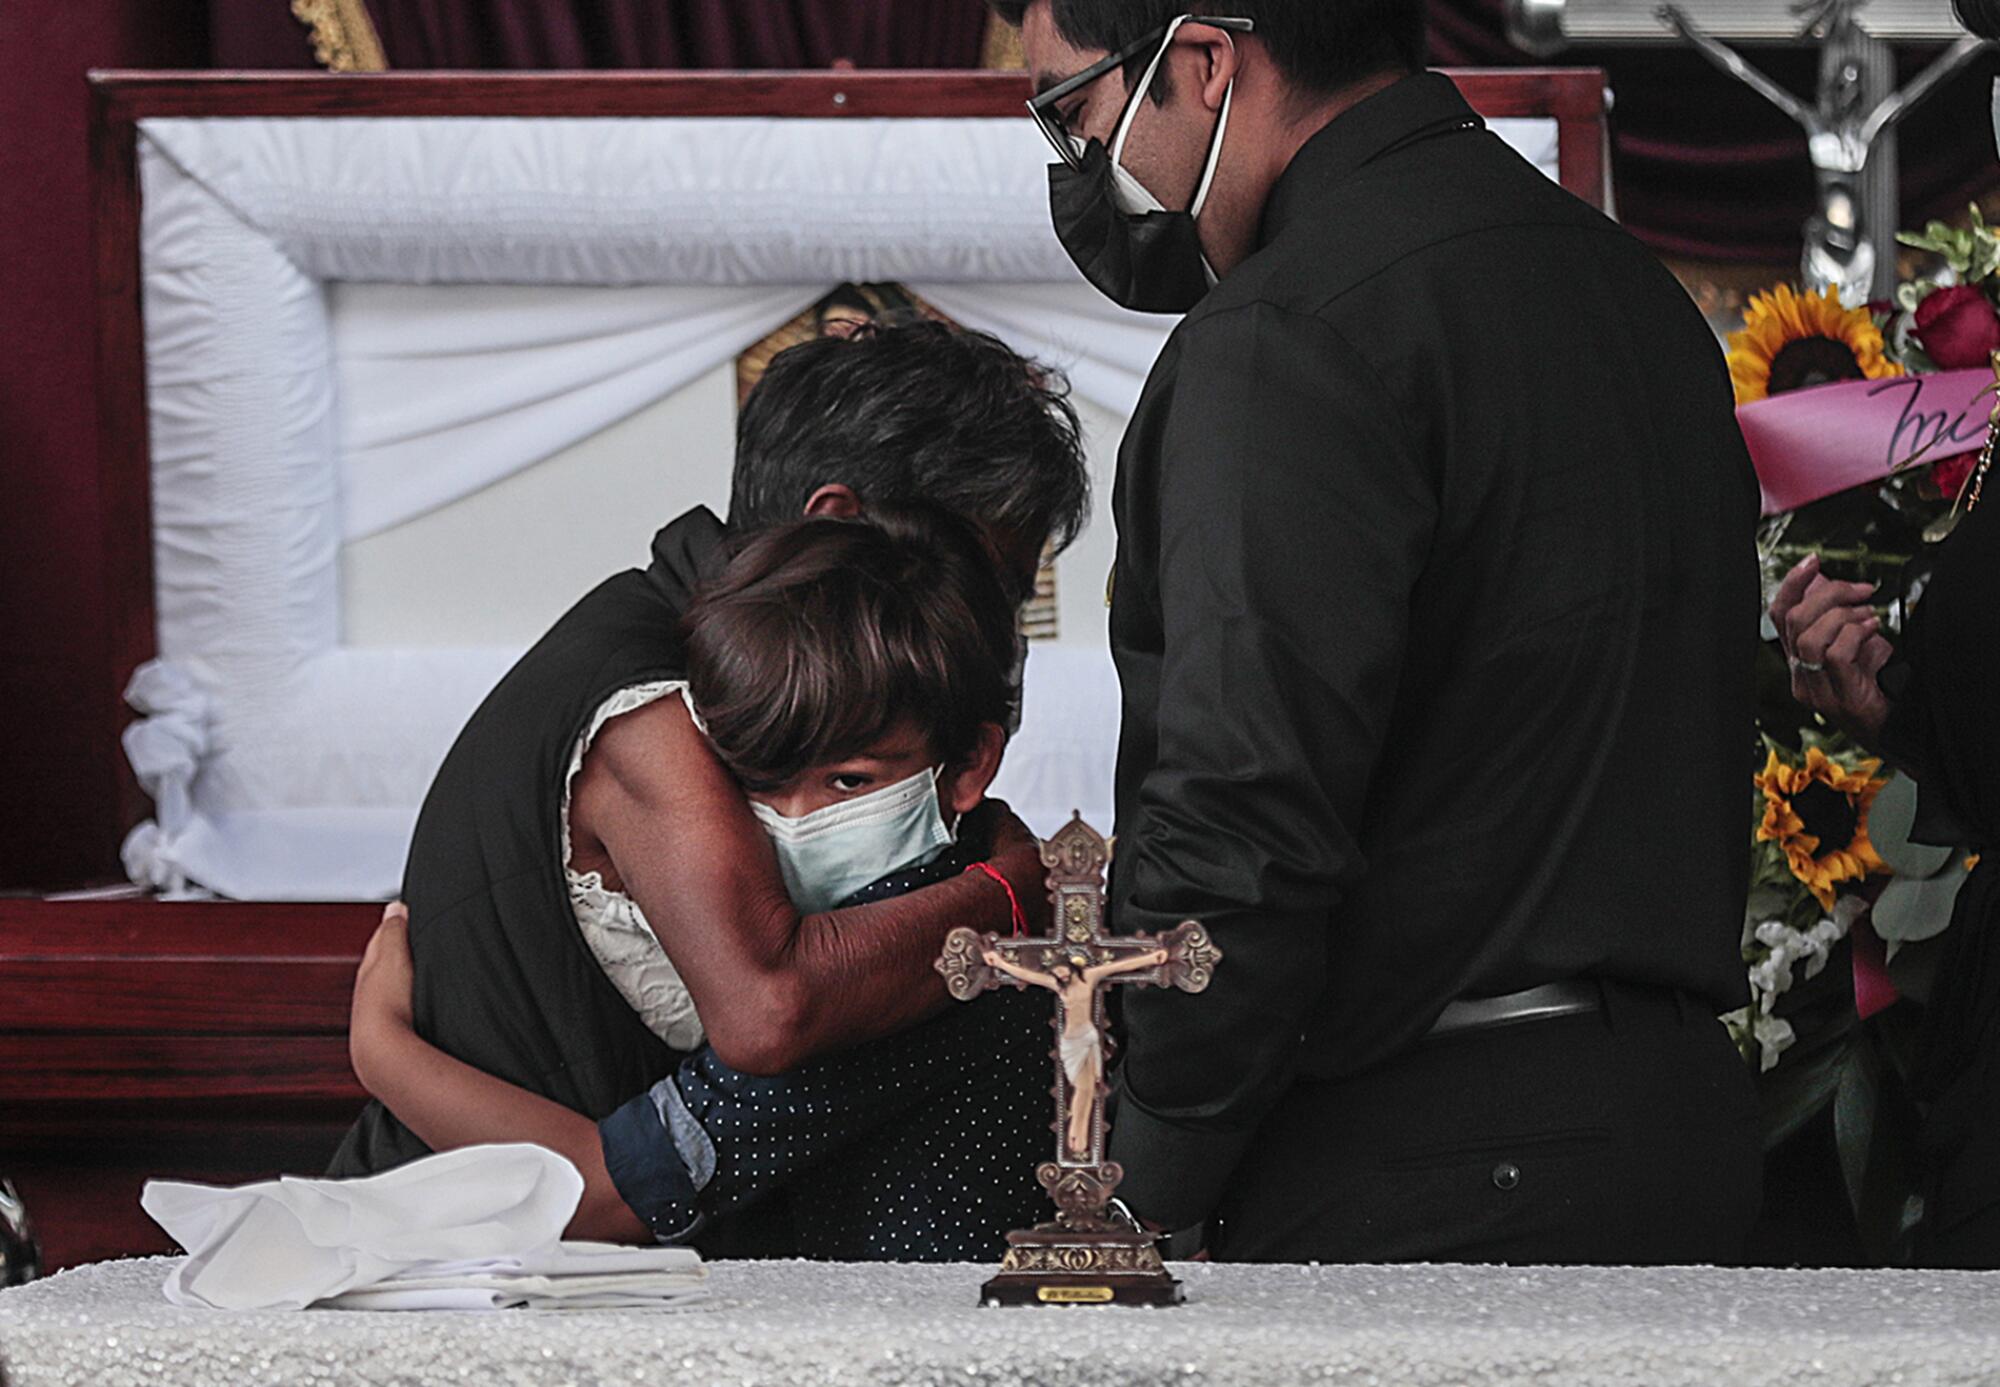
[1738,899,1867,1070]
[1751,1010,1797,1072]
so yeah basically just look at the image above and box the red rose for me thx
[1913,284,2000,370]
[1934,449,1980,499]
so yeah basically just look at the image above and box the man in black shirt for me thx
[994,0,1762,1263]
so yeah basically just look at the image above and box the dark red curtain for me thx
[1431,0,2000,263]
[207,0,991,70]
[0,0,213,890]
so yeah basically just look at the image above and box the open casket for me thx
[94,69,1610,902]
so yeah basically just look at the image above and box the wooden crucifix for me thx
[936,813,1220,1306]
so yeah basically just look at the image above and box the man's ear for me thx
[1175,19,1240,113]
[944,722,1008,818]
[803,483,863,519]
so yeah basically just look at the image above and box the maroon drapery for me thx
[206,0,992,70]
[0,0,213,890]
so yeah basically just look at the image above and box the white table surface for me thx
[5,1255,2000,1386]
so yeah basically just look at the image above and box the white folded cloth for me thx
[141,1143,705,1311]
[323,1241,708,1311]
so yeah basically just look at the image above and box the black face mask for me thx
[1048,137,1215,315]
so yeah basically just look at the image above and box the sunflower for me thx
[1754,746,1891,910]
[1727,285,1903,406]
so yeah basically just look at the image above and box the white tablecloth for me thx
[4,1255,1999,1386]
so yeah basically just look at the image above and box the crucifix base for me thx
[979,1227,1183,1307]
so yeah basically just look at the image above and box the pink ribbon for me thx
[1737,368,1993,516]
[1851,915,1899,1022]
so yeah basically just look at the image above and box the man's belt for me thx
[1426,980,1602,1039]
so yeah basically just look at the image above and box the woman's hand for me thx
[349,901,415,1091]
[976,799,1053,933]
[1770,553,1895,745]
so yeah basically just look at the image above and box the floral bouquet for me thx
[1721,215,1995,1261]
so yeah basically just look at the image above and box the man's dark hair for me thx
[729,320,1089,567]
[1957,0,2000,38]
[988,0,1424,97]
[683,506,1020,791]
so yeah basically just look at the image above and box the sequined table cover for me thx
[4,1256,2000,1386]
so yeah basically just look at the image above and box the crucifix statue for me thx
[1658,0,1989,305]
[936,813,1220,1306]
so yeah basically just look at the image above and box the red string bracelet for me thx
[965,861,1029,936]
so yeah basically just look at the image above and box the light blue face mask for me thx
[750,766,957,915]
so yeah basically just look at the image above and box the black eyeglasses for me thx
[1025,15,1255,169]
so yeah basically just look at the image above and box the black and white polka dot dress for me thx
[668,845,1055,1261]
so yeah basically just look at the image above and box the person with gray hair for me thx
[330,320,1090,1261]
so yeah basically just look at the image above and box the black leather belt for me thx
[1426,980,1602,1039]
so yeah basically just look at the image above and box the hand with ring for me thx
[1768,553,1894,744]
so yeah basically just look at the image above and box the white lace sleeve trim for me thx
[562,680,706,1051]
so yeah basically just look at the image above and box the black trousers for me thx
[1209,981,1762,1265]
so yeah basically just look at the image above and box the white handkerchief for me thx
[142,1144,586,1310]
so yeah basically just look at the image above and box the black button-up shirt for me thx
[1106,72,1759,1227]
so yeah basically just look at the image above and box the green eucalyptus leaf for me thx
[1869,773,1954,880]
[1872,860,1970,943]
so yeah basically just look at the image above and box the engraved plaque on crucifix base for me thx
[936,813,1220,1307]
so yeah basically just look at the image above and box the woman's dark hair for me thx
[729,320,1090,564]
[682,506,1020,791]
[989,0,1424,98]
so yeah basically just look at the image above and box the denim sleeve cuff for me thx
[1104,1088,1255,1233]
[598,1084,703,1243]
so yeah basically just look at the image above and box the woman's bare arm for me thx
[348,909,647,1243]
[574,696,1049,1075]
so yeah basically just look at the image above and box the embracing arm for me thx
[577,698,1048,1075]
[347,909,646,1243]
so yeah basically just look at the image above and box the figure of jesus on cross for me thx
[979,943,1169,1159]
